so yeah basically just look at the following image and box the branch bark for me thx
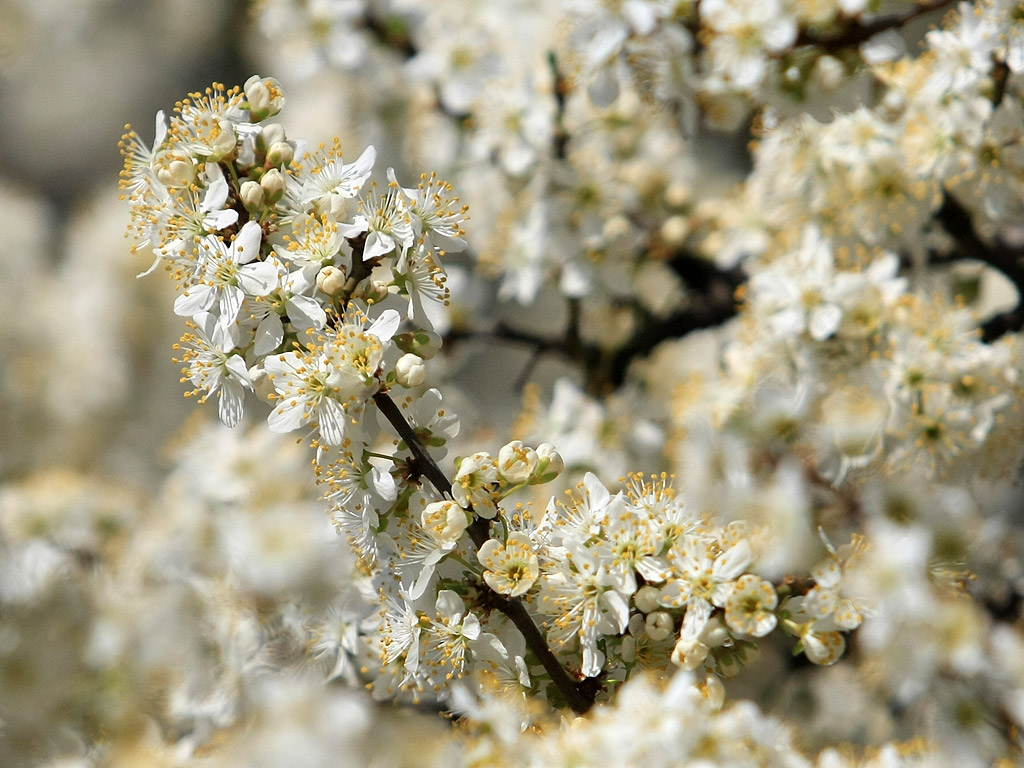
[371,389,596,714]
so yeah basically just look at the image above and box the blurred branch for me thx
[793,0,959,52]
[933,193,1024,341]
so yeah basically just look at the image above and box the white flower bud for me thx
[530,443,564,484]
[249,365,276,403]
[239,180,264,212]
[155,154,194,187]
[362,279,391,304]
[703,615,730,648]
[260,123,286,149]
[497,440,539,485]
[634,585,661,614]
[395,353,426,388]
[660,215,689,247]
[266,141,294,167]
[207,117,237,161]
[421,500,469,548]
[260,168,287,203]
[602,214,630,240]
[815,55,844,91]
[316,265,346,296]
[245,75,285,120]
[644,611,674,642]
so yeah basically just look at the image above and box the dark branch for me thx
[371,389,596,714]
[793,0,958,53]
[934,194,1024,341]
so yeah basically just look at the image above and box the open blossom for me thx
[173,221,277,332]
[477,532,539,597]
[496,441,538,485]
[452,452,498,515]
[724,574,778,638]
[659,536,752,643]
[262,309,399,445]
[297,142,376,218]
[173,311,252,428]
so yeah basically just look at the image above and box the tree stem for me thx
[371,389,595,714]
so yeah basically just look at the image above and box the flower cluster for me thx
[122,77,870,717]
[0,0,999,765]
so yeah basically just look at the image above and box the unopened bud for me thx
[245,75,285,121]
[262,123,286,147]
[260,168,287,203]
[266,141,294,168]
[395,353,426,388]
[316,265,346,296]
[664,182,690,209]
[207,118,237,162]
[530,443,564,484]
[395,330,441,359]
[660,215,689,247]
[497,440,538,485]
[634,585,661,614]
[357,279,390,304]
[156,155,194,187]
[645,611,674,642]
[239,180,264,212]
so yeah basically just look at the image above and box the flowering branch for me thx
[372,388,596,714]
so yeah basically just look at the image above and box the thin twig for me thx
[371,389,595,714]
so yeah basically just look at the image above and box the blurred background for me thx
[0,0,254,485]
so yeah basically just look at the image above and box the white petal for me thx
[173,284,215,316]
[238,261,279,296]
[218,380,246,428]
[254,314,284,356]
[232,220,264,264]
[809,303,842,341]
[268,402,306,434]
[367,309,401,341]
[363,230,395,261]
[285,294,327,331]
[223,354,252,386]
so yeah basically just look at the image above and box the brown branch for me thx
[371,389,596,714]
[933,193,1024,341]
[793,0,959,52]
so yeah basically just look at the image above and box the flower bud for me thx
[660,215,689,247]
[316,265,346,296]
[356,279,390,304]
[260,123,286,149]
[644,611,674,642]
[245,75,285,121]
[664,181,690,209]
[395,330,441,360]
[239,180,264,212]
[207,118,237,162]
[634,585,661,614]
[421,500,469,548]
[260,168,287,204]
[395,353,426,388]
[155,154,194,187]
[497,440,538,485]
[266,141,294,168]
[249,366,276,404]
[530,443,564,484]
[699,673,725,710]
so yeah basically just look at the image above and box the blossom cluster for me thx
[122,77,866,718]
[2,0,1023,765]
